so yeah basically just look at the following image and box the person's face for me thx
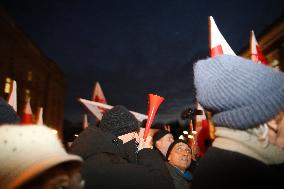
[156,133,174,156]
[118,131,139,144]
[19,163,84,189]
[267,110,284,148]
[168,143,192,172]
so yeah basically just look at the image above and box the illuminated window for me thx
[25,89,31,101]
[4,77,12,94]
[27,71,32,81]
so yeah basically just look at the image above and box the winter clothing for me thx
[192,55,284,189]
[0,125,82,189]
[194,55,284,129]
[166,163,191,189]
[0,97,20,125]
[99,105,140,136]
[69,126,174,189]
[191,147,281,189]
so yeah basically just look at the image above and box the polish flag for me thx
[21,97,33,124]
[82,114,88,129]
[92,82,108,112]
[78,98,103,120]
[195,103,211,157]
[209,16,236,57]
[250,30,267,64]
[35,107,43,125]
[7,80,17,112]
[78,98,147,122]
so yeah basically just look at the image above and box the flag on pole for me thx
[92,82,108,112]
[250,30,267,64]
[21,97,33,124]
[209,16,236,57]
[195,103,211,157]
[78,98,103,120]
[7,80,17,112]
[35,107,43,125]
[92,82,107,103]
[78,98,147,122]
[82,113,88,129]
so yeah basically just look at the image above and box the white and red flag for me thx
[92,82,107,104]
[35,107,43,125]
[7,80,17,112]
[78,98,147,122]
[209,16,236,57]
[250,30,267,64]
[21,97,33,124]
[92,82,108,112]
[195,103,211,157]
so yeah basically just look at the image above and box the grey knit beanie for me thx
[99,105,140,136]
[194,55,284,129]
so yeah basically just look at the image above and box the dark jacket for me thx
[191,147,281,189]
[69,126,174,189]
[166,163,191,189]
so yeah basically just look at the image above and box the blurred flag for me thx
[78,98,147,122]
[92,82,107,103]
[209,16,236,57]
[92,82,108,112]
[35,107,43,125]
[7,80,17,112]
[250,30,267,64]
[195,103,212,157]
[21,97,33,124]
[78,98,103,120]
[82,113,88,129]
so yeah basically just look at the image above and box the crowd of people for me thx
[0,55,284,189]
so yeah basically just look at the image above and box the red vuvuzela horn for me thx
[143,94,165,141]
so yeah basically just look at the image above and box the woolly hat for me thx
[153,129,171,146]
[194,55,284,129]
[165,140,190,160]
[99,105,140,136]
[0,97,20,125]
[0,125,82,189]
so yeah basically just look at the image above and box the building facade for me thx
[0,7,65,137]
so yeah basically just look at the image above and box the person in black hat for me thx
[69,105,174,189]
[165,140,193,189]
[0,97,20,125]
[153,129,174,157]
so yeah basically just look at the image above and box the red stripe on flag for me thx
[210,45,223,57]
[256,45,267,64]
[21,114,33,124]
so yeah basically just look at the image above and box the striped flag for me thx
[250,30,267,64]
[21,97,33,124]
[209,16,236,57]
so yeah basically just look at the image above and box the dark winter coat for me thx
[166,163,191,189]
[69,126,174,189]
[191,147,281,189]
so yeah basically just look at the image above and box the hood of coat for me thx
[69,126,125,159]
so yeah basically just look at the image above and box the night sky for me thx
[1,0,283,123]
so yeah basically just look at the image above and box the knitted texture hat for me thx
[194,55,284,129]
[153,129,171,146]
[0,97,20,125]
[0,125,82,189]
[165,140,190,160]
[99,105,139,136]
